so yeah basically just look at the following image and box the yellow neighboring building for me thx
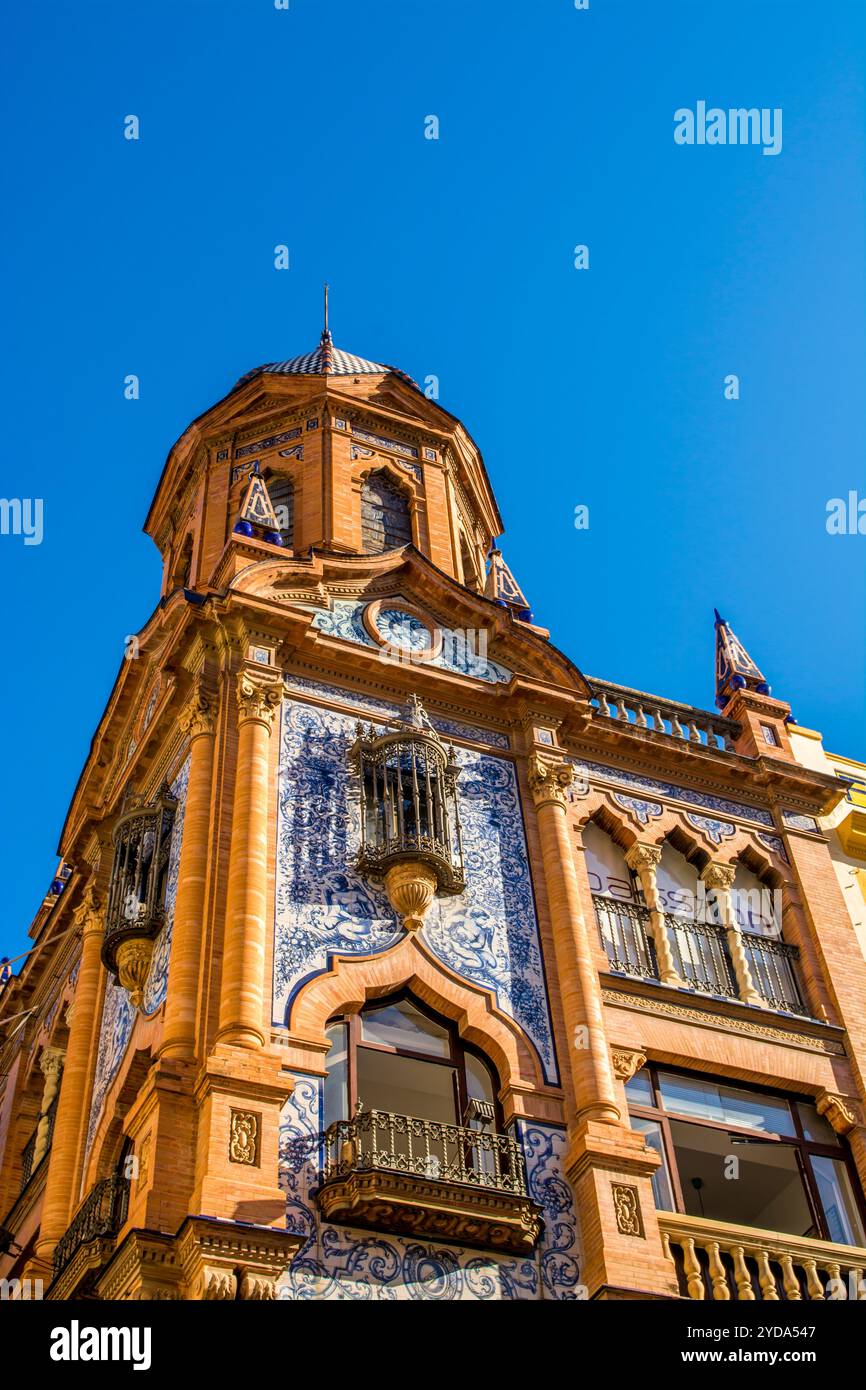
[788,726,866,960]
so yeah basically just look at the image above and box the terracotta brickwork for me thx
[1,339,864,1302]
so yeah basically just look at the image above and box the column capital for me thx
[178,682,215,741]
[236,669,282,728]
[816,1090,859,1136]
[72,883,103,937]
[527,755,574,809]
[701,861,736,891]
[39,1045,66,1079]
[625,842,662,873]
[611,1046,647,1082]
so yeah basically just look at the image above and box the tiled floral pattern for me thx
[274,695,556,1083]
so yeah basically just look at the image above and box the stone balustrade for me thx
[588,678,740,752]
[659,1211,866,1301]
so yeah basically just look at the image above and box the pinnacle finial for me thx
[322,282,331,341]
[714,611,771,709]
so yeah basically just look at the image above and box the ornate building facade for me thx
[2,323,866,1302]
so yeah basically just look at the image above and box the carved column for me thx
[35,887,105,1264]
[32,1047,65,1167]
[625,843,683,988]
[160,684,216,1060]
[217,669,282,1049]
[527,756,620,1126]
[701,862,762,1006]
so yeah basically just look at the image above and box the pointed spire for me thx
[319,281,333,372]
[714,610,770,709]
[485,547,533,622]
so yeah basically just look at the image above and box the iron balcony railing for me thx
[593,896,809,1015]
[743,932,805,1014]
[321,1109,528,1196]
[593,896,658,979]
[52,1169,129,1279]
[667,915,738,998]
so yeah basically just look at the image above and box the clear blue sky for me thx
[1,0,863,960]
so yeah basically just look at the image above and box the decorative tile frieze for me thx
[236,427,302,459]
[284,674,509,749]
[611,793,663,827]
[757,832,789,862]
[782,810,821,834]
[573,756,774,827]
[685,812,737,845]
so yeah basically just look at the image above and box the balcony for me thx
[588,679,740,752]
[660,1212,866,1301]
[594,895,808,1015]
[317,1109,543,1254]
[52,1169,129,1282]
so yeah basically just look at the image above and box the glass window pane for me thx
[465,1052,496,1106]
[360,1000,451,1057]
[630,1116,674,1210]
[356,1048,457,1124]
[323,1022,348,1130]
[658,1073,794,1135]
[669,1119,815,1237]
[797,1102,840,1146]
[810,1156,866,1247]
[624,1071,654,1107]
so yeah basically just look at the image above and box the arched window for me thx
[360,470,412,553]
[322,994,497,1133]
[267,475,294,547]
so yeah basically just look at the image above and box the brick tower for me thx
[2,316,866,1302]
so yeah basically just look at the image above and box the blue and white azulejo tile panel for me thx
[309,597,512,685]
[84,757,189,1155]
[277,1076,580,1300]
[274,692,557,1085]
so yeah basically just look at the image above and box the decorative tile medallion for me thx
[229,1110,259,1166]
[612,1183,644,1237]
